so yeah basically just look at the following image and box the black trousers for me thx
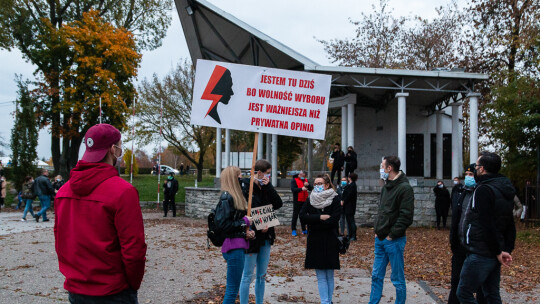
[345,213,357,239]
[69,289,138,304]
[344,166,355,177]
[163,194,176,217]
[291,200,306,231]
[330,167,342,184]
[435,202,449,228]
[448,251,487,304]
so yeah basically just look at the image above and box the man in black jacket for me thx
[163,172,179,217]
[34,169,55,222]
[456,152,516,303]
[330,143,345,185]
[448,164,486,304]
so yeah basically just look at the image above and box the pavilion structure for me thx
[174,0,488,184]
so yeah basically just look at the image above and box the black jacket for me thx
[451,183,465,208]
[341,182,357,215]
[290,176,312,203]
[331,150,345,168]
[34,175,54,197]
[215,192,248,240]
[53,180,65,192]
[243,181,283,253]
[300,195,342,269]
[460,174,516,257]
[163,178,179,196]
[451,185,474,253]
[344,150,358,170]
[433,185,451,208]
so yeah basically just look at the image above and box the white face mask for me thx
[453,181,459,185]
[379,168,389,180]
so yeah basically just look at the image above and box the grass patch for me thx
[517,229,540,245]
[120,174,215,202]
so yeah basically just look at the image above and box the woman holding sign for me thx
[215,166,255,304]
[300,174,342,304]
[239,159,283,304]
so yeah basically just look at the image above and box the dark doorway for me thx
[406,134,424,176]
[430,134,452,178]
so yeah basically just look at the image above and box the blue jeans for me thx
[239,240,271,304]
[68,288,138,303]
[22,199,35,219]
[37,195,51,220]
[222,249,246,304]
[456,253,501,304]
[315,269,334,304]
[369,236,407,304]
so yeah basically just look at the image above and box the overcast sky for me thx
[0,0,460,160]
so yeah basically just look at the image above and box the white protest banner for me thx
[191,59,331,140]
[250,205,280,230]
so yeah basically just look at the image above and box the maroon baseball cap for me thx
[82,124,121,162]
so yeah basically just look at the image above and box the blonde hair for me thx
[220,166,247,211]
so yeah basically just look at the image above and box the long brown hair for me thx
[220,166,247,211]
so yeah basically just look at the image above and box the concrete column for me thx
[266,133,271,160]
[468,93,480,164]
[396,93,409,173]
[257,132,263,160]
[307,138,313,179]
[458,103,464,174]
[436,111,444,179]
[216,128,222,177]
[347,103,354,148]
[341,106,348,149]
[271,134,278,186]
[423,128,431,177]
[451,103,462,179]
[225,129,231,167]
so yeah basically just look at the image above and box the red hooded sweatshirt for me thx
[54,160,147,296]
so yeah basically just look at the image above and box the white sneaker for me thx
[20,218,26,222]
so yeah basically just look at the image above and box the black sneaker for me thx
[34,214,40,222]
[43,219,50,222]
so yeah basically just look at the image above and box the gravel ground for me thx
[1,209,535,303]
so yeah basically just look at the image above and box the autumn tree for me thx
[10,78,39,191]
[0,0,171,177]
[136,60,215,182]
[319,0,405,68]
[123,149,139,176]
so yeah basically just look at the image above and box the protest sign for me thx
[191,59,331,140]
[250,205,280,230]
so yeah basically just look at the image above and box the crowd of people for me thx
[0,123,520,304]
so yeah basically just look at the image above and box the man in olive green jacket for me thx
[369,155,414,304]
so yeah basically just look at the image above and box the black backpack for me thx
[207,193,228,248]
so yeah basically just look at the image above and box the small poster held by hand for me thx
[250,204,280,230]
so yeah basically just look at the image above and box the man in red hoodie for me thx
[54,124,147,303]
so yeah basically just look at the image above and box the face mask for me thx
[313,185,324,193]
[300,177,305,180]
[168,176,173,180]
[453,181,459,185]
[340,181,347,187]
[379,168,389,180]
[464,176,476,188]
[438,184,443,188]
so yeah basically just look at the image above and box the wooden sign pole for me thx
[247,132,259,216]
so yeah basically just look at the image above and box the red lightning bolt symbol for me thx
[201,65,227,118]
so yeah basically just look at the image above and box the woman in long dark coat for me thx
[300,174,342,304]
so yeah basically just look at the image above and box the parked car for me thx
[160,165,180,175]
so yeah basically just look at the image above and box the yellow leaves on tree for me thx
[43,10,141,136]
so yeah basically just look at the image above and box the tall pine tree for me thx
[11,78,39,191]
